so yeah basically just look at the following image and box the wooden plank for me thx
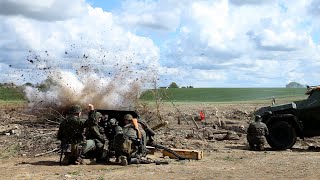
[162,148,203,160]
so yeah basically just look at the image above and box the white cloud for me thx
[117,0,184,32]
[0,0,87,21]
[153,0,320,87]
[0,1,160,88]
[1,0,320,89]
[229,0,273,6]
[194,70,227,81]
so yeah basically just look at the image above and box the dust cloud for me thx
[23,50,158,112]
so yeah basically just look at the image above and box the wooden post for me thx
[191,116,200,129]
[215,107,221,127]
[170,101,190,125]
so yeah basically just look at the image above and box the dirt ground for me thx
[1,102,320,179]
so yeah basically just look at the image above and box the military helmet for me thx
[109,118,118,126]
[255,115,262,122]
[89,112,102,124]
[69,105,82,114]
[95,112,102,119]
[123,114,133,121]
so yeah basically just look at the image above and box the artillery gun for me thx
[254,86,320,150]
[94,109,184,162]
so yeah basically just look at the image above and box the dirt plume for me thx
[23,50,157,111]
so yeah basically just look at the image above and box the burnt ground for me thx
[1,102,320,179]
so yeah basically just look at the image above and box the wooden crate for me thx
[162,148,203,160]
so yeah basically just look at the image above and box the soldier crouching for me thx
[247,115,269,151]
[85,104,108,163]
[113,114,148,166]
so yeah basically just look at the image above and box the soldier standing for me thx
[272,96,276,106]
[247,115,269,151]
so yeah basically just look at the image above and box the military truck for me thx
[254,86,320,150]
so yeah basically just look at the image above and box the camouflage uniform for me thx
[247,115,269,151]
[103,118,120,157]
[85,111,107,162]
[57,105,95,165]
[113,114,147,165]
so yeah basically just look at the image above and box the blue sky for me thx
[1,0,320,88]
[87,0,120,12]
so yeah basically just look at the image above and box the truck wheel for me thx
[267,121,297,150]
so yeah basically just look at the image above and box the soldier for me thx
[57,104,96,165]
[103,118,120,158]
[113,114,147,166]
[85,104,107,163]
[247,115,269,151]
[272,96,276,106]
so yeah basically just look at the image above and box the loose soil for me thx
[1,102,320,179]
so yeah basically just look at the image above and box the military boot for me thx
[119,155,128,166]
[68,156,77,165]
[129,157,140,164]
[95,149,108,164]
[75,157,84,165]
[257,143,264,151]
[68,156,83,165]
[249,143,256,151]
[61,152,71,165]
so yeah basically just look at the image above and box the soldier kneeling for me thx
[247,115,269,151]
[85,104,108,163]
[113,114,148,166]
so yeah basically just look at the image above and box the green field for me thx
[0,87,25,102]
[0,87,309,103]
[140,88,308,103]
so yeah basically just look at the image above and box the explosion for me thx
[23,50,158,112]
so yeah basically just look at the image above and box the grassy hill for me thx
[140,88,307,103]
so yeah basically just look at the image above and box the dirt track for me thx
[1,103,320,179]
[2,145,320,179]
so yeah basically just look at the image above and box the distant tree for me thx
[181,86,186,88]
[286,82,305,88]
[169,82,179,88]
[188,86,194,88]
[24,82,33,87]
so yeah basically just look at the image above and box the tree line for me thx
[159,82,193,89]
